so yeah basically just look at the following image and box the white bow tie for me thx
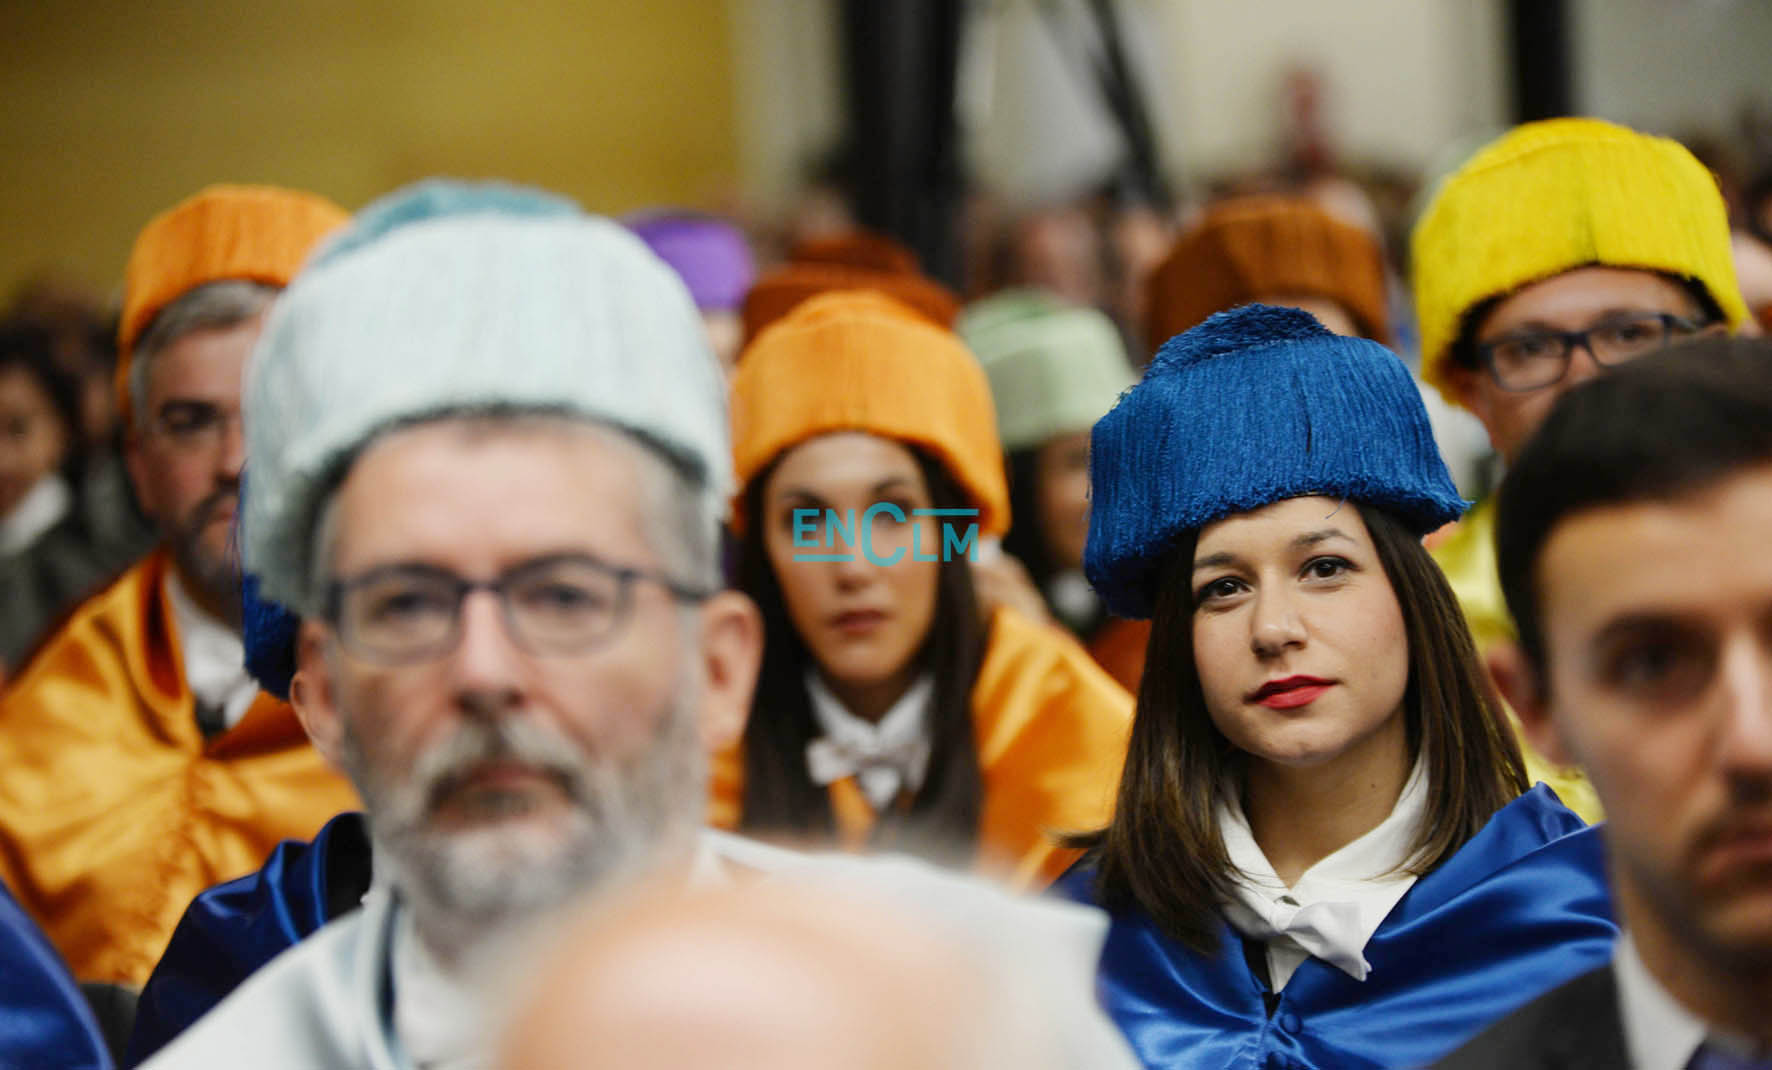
[805,734,932,810]
[1222,894,1373,981]
[1214,761,1430,987]
[803,673,934,810]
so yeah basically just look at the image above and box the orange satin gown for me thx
[709,606,1134,890]
[0,549,359,984]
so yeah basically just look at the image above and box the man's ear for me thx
[693,590,763,753]
[122,428,160,521]
[291,619,347,770]
[1488,640,1573,766]
[1445,363,1496,436]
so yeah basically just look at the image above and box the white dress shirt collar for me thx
[804,671,934,810]
[164,568,259,732]
[1615,930,1768,1070]
[1218,758,1428,991]
[0,473,70,555]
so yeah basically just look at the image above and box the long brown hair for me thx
[1075,502,1527,952]
[736,446,987,860]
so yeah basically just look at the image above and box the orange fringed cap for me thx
[116,184,349,421]
[1144,195,1390,348]
[741,230,960,344]
[792,230,922,273]
[730,290,1009,536]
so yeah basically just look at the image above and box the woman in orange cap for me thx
[711,290,1132,889]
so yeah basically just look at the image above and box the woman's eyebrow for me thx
[1292,528,1352,550]
[870,475,915,496]
[1195,527,1352,571]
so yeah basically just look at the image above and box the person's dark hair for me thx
[1448,271,1725,372]
[737,445,987,860]
[1074,502,1526,953]
[1003,445,1107,639]
[0,320,84,481]
[1000,448,1053,583]
[1497,337,1772,681]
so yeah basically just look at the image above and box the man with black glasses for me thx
[1409,117,1749,822]
[139,182,767,1068]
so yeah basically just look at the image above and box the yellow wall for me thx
[0,0,741,297]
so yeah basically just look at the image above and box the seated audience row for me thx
[0,113,1765,1070]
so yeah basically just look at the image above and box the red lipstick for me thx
[1248,675,1335,709]
[831,609,887,637]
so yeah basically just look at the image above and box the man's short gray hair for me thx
[303,411,723,617]
[131,279,277,428]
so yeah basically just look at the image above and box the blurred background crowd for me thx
[2,4,1771,1067]
[6,1,1772,683]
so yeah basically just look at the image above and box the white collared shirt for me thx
[0,473,70,555]
[1219,760,1428,991]
[1615,931,1767,1070]
[165,570,259,732]
[804,671,934,810]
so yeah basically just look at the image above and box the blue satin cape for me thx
[125,811,369,1067]
[0,879,111,1069]
[1053,785,1617,1070]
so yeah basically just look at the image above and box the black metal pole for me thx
[1084,0,1167,208]
[839,0,965,287]
[1508,0,1574,122]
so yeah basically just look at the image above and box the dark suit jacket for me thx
[1431,964,1630,1070]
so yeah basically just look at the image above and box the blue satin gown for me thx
[1053,785,1617,1070]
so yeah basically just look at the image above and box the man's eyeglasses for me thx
[322,553,714,665]
[1474,312,1705,392]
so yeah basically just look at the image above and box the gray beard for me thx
[337,685,707,962]
[166,489,241,627]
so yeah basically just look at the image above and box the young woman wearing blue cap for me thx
[1055,305,1615,1069]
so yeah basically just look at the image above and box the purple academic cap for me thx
[626,212,756,313]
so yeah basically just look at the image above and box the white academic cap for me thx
[241,179,728,613]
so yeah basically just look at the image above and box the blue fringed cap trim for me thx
[241,571,298,700]
[1143,302,1336,373]
[1084,304,1467,619]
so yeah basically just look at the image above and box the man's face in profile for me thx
[1525,463,1772,968]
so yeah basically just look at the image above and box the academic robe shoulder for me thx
[1427,496,1512,653]
[142,835,1142,1070]
[709,605,1133,888]
[126,812,372,1067]
[0,879,112,1070]
[1086,617,1150,694]
[137,885,402,1070]
[1429,500,1604,824]
[0,549,360,984]
[1053,785,1618,1070]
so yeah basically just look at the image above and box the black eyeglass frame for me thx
[321,552,716,665]
[1472,312,1705,392]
